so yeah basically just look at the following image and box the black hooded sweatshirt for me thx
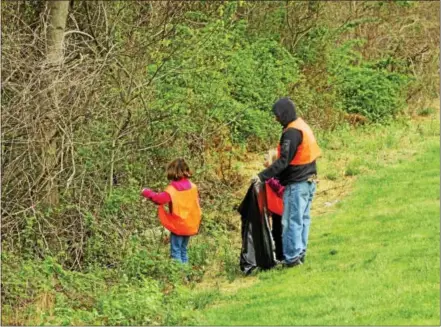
[258,98,317,186]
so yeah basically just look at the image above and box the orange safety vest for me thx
[277,118,321,165]
[158,182,202,236]
[265,183,284,216]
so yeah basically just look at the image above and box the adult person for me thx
[252,97,321,267]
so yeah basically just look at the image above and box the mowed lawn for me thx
[194,141,440,326]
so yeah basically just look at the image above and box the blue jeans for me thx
[170,233,190,263]
[282,181,316,264]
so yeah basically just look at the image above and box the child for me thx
[141,158,202,264]
[264,149,284,261]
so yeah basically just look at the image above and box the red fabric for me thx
[265,183,284,216]
[266,178,285,198]
[141,178,192,205]
[171,178,192,191]
[141,189,171,204]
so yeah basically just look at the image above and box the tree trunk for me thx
[47,1,69,65]
[43,1,69,206]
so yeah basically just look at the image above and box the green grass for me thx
[193,140,440,325]
[417,107,437,117]
[3,115,439,326]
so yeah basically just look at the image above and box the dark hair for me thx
[166,158,192,181]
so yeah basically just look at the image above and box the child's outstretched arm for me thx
[141,188,171,205]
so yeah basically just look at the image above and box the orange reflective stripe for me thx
[277,118,321,166]
[158,182,202,236]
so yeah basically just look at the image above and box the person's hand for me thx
[263,154,270,168]
[251,175,262,185]
[141,188,153,198]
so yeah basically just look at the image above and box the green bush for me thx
[1,251,195,326]
[330,41,410,122]
[97,279,163,326]
[337,66,408,121]
[150,17,298,145]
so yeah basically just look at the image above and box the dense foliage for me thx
[1,1,439,325]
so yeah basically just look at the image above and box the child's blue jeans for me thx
[170,233,190,263]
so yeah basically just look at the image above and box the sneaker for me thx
[300,255,306,264]
[283,258,302,268]
[274,260,284,268]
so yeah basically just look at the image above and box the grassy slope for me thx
[2,106,438,326]
[193,118,440,325]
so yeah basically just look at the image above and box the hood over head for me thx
[272,97,297,128]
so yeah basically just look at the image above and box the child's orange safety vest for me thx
[158,182,202,236]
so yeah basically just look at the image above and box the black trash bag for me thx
[271,213,284,261]
[238,182,277,274]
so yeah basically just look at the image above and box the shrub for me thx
[330,41,410,122]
